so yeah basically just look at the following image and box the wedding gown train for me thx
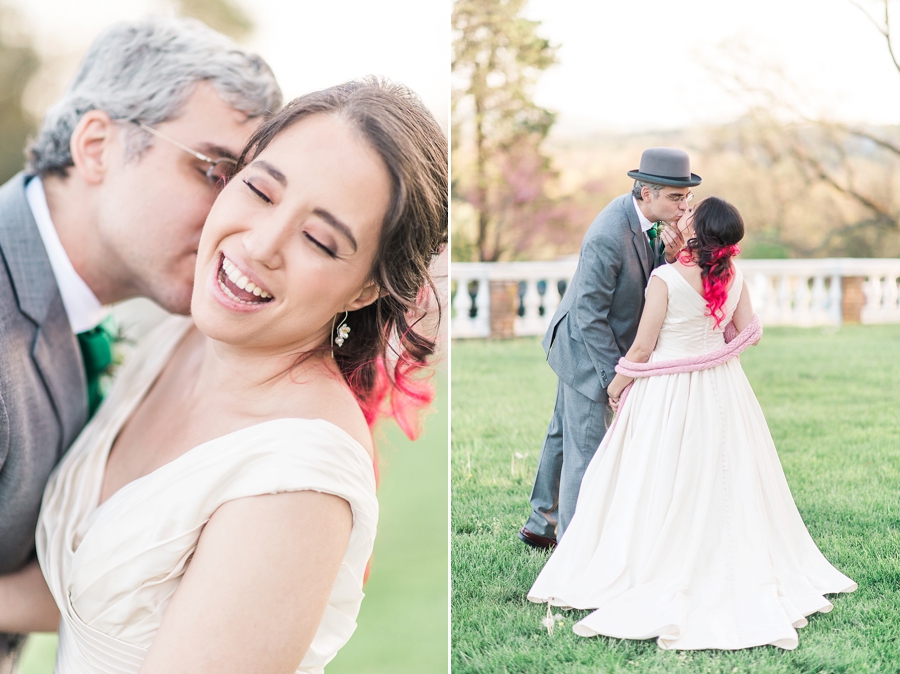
[36,317,378,673]
[527,264,856,650]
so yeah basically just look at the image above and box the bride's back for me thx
[650,262,743,360]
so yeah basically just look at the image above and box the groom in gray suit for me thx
[0,18,280,667]
[519,148,702,548]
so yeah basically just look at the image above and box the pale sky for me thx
[12,0,898,137]
[8,0,449,128]
[524,0,900,134]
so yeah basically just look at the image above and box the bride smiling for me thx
[0,78,447,674]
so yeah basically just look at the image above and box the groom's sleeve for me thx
[572,233,621,392]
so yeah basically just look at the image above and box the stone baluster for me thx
[887,273,900,321]
[863,274,883,323]
[473,276,491,337]
[543,277,563,321]
[810,275,828,324]
[794,275,811,325]
[450,276,469,337]
[827,275,842,324]
[776,275,792,323]
[520,278,544,334]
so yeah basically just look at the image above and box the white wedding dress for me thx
[528,264,856,650]
[36,317,378,674]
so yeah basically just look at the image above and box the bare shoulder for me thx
[277,364,375,458]
[644,275,669,308]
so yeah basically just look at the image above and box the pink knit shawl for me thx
[609,314,763,429]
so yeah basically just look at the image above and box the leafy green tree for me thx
[452,0,558,261]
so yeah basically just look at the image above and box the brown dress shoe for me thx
[518,527,557,549]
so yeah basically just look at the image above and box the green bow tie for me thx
[76,316,118,418]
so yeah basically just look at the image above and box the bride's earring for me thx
[331,311,350,357]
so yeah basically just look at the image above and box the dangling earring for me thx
[331,311,350,357]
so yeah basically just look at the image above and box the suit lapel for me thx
[0,173,88,454]
[33,301,89,453]
[624,196,651,280]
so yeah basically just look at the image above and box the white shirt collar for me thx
[26,176,107,334]
[632,196,654,233]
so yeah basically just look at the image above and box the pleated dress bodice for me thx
[36,316,379,674]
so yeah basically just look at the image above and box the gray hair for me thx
[27,16,283,176]
[632,179,664,201]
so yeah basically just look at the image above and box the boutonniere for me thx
[648,221,666,252]
[98,318,130,399]
[103,316,147,391]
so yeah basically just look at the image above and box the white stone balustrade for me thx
[451,258,900,338]
[451,266,491,338]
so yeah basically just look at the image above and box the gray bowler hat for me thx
[627,147,702,187]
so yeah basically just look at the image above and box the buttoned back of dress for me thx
[648,264,744,361]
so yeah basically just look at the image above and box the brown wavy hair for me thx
[235,78,448,438]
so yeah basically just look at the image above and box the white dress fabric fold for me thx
[528,264,856,650]
[36,316,379,673]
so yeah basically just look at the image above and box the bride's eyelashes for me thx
[243,179,338,258]
[242,178,338,258]
[304,232,337,258]
[243,179,272,204]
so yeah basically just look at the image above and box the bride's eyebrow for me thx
[313,208,358,252]
[245,159,358,251]
[248,160,287,186]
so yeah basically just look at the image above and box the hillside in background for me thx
[453,120,900,261]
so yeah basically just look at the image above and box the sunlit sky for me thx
[7,0,448,128]
[525,0,900,135]
[11,1,899,138]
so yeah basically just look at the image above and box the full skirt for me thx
[527,359,856,650]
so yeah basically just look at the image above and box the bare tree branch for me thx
[833,123,900,158]
[848,0,900,74]
[848,0,889,36]
[782,130,897,228]
[809,218,893,255]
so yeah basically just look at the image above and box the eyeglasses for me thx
[665,191,694,204]
[130,120,238,188]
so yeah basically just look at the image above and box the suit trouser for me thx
[524,378,613,541]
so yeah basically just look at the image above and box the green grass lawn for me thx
[19,369,448,674]
[451,326,900,674]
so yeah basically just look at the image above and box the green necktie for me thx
[76,316,117,418]
[647,221,664,254]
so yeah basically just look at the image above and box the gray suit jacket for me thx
[0,173,88,573]
[542,193,665,402]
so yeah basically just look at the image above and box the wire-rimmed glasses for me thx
[130,120,238,188]
[665,191,694,204]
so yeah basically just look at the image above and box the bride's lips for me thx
[210,252,275,312]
